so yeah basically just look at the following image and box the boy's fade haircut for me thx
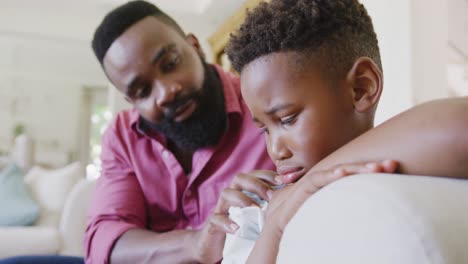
[226,0,382,79]
[92,0,185,65]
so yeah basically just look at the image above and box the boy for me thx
[226,0,468,262]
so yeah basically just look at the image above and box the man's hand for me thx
[191,170,281,263]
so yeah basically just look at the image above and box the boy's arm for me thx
[313,97,468,178]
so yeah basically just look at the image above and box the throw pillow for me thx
[0,163,40,226]
[24,162,82,212]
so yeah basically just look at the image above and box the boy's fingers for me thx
[336,161,383,174]
[281,160,399,184]
[208,214,239,234]
[299,167,348,195]
[230,170,280,187]
[332,160,397,174]
[382,160,399,173]
[299,160,400,196]
[230,171,279,201]
[214,188,259,214]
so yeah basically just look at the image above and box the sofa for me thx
[278,173,468,264]
[0,163,96,258]
[3,154,466,263]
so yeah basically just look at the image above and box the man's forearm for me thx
[110,228,198,264]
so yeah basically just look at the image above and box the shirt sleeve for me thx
[84,127,147,264]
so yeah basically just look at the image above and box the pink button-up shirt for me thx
[84,66,274,263]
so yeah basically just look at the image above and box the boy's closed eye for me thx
[280,114,298,126]
[256,112,299,135]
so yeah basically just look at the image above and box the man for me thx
[84,1,277,263]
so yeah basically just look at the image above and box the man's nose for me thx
[154,80,182,107]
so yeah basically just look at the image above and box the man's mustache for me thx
[162,94,198,121]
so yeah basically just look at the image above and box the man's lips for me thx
[276,166,306,184]
[173,99,197,122]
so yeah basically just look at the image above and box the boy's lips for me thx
[276,166,306,183]
[173,99,197,122]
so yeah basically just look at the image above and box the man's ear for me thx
[346,57,383,113]
[186,33,206,60]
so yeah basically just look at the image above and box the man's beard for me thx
[140,62,227,151]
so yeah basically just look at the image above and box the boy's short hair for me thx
[226,0,382,78]
[92,0,185,65]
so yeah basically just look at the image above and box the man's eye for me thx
[162,55,180,72]
[280,114,297,126]
[135,86,151,99]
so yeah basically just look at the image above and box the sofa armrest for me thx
[58,178,96,256]
[278,173,468,264]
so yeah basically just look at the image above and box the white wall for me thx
[361,0,413,125]
[362,0,451,125]
[411,0,450,104]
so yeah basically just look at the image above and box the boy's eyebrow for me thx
[125,43,176,95]
[251,103,294,123]
[265,103,294,115]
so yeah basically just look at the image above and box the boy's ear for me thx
[186,33,206,60]
[346,57,383,113]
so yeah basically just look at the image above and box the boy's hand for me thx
[212,169,281,233]
[265,160,398,234]
[190,169,281,263]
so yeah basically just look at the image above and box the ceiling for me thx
[101,0,215,14]
[0,0,248,42]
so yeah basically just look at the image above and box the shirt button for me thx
[186,190,192,197]
[162,150,169,158]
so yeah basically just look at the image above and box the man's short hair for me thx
[92,0,185,65]
[226,0,382,78]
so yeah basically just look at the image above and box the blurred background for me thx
[0,0,466,179]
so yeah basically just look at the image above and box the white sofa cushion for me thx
[59,179,96,256]
[0,226,60,258]
[278,173,468,264]
[24,162,82,227]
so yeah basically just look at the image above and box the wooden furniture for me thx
[208,0,266,71]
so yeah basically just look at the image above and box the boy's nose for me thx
[268,134,292,162]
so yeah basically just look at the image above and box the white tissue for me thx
[222,204,268,264]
